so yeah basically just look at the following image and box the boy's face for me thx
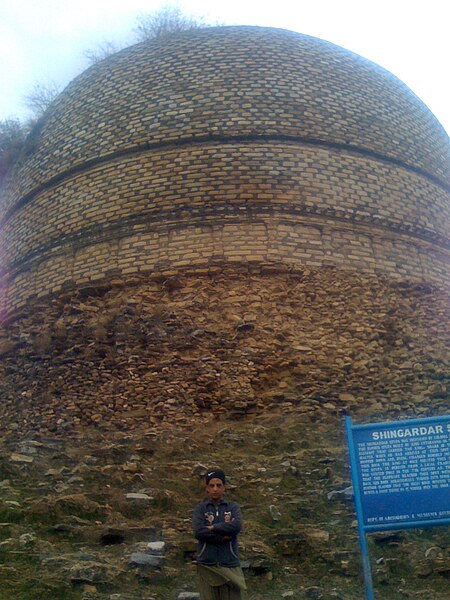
[206,477,225,502]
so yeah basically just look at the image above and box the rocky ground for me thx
[0,410,449,600]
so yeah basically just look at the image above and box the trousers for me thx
[197,564,247,600]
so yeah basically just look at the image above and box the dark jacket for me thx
[192,498,242,567]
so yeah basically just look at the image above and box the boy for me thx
[192,468,247,600]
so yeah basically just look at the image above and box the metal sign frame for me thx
[345,414,450,600]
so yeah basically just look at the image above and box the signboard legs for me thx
[346,417,375,600]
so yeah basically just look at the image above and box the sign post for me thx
[345,414,450,599]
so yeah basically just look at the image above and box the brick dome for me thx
[0,26,449,318]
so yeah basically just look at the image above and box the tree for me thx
[24,81,60,120]
[83,5,209,66]
[85,41,124,65]
[134,4,209,42]
[0,82,59,186]
[0,118,30,186]
[85,5,210,65]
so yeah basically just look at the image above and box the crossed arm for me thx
[193,503,242,543]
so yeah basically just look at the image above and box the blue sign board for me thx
[347,415,450,531]
[345,414,450,599]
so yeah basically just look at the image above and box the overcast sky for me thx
[1,0,449,135]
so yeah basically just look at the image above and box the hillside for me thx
[0,410,449,599]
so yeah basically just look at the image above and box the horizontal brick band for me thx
[1,142,448,270]
[2,134,449,227]
[2,218,449,316]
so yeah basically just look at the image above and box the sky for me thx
[0,0,449,135]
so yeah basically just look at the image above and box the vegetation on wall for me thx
[0,118,30,186]
[0,4,211,188]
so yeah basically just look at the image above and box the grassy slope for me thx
[0,409,448,600]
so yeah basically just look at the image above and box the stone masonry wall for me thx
[0,27,449,320]
[1,141,449,317]
[0,269,448,437]
[2,26,449,209]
